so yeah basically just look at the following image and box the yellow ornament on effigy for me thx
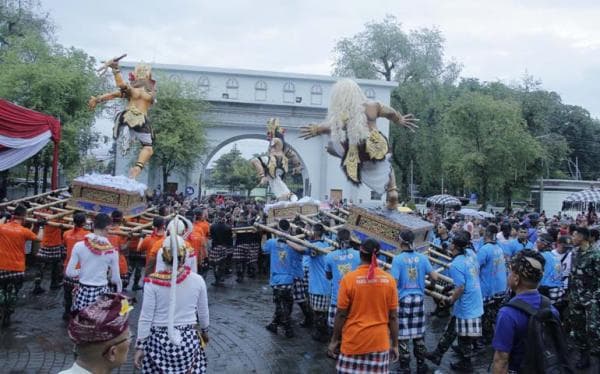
[119,299,134,316]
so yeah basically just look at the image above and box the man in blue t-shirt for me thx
[503,225,534,259]
[391,230,438,374]
[492,250,560,372]
[476,224,507,343]
[262,219,303,338]
[324,229,360,330]
[426,231,484,372]
[288,223,331,342]
[536,233,564,306]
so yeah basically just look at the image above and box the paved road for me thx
[0,273,596,373]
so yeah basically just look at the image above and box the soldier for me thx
[569,226,600,369]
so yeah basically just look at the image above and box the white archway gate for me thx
[115,63,397,203]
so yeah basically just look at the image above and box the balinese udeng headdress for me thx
[360,238,380,280]
[510,250,545,283]
[165,214,192,346]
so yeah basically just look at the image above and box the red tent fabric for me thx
[0,99,61,189]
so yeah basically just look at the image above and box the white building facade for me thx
[116,62,397,203]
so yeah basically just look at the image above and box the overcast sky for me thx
[45,0,600,159]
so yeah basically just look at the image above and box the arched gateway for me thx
[115,63,397,203]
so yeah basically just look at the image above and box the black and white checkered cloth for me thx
[426,194,462,210]
[398,294,426,339]
[309,293,330,312]
[209,244,229,262]
[562,188,600,211]
[336,351,389,374]
[63,276,79,289]
[547,287,565,304]
[293,277,307,303]
[0,270,24,282]
[142,325,207,374]
[328,304,337,328]
[455,317,482,337]
[72,284,110,312]
[36,245,65,261]
[246,242,261,264]
[233,243,251,261]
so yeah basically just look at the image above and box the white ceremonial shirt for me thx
[65,233,122,292]
[58,362,92,374]
[137,271,209,342]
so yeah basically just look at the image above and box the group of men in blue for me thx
[262,214,594,373]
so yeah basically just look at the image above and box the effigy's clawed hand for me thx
[400,114,419,132]
[299,124,319,140]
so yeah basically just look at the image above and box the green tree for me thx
[148,76,207,189]
[209,147,258,194]
[441,92,542,208]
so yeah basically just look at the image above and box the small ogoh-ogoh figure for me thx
[300,79,418,210]
[251,118,303,201]
[88,59,156,179]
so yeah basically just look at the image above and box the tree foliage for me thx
[0,0,102,188]
[208,147,258,195]
[148,76,208,188]
[332,16,600,209]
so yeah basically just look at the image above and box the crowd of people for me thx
[0,193,599,373]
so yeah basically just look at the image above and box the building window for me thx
[365,88,376,99]
[310,84,323,105]
[255,80,267,101]
[371,191,382,200]
[283,81,295,103]
[169,74,182,84]
[197,76,210,95]
[226,78,239,99]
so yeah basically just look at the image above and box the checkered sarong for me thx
[309,293,330,312]
[0,270,24,282]
[247,242,261,265]
[546,287,565,304]
[72,284,110,312]
[209,244,228,262]
[336,351,389,374]
[36,245,65,261]
[455,317,482,337]
[142,325,207,374]
[328,304,337,328]
[398,294,426,339]
[293,277,307,303]
[233,243,251,261]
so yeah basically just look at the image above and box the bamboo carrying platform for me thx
[68,180,146,217]
[0,188,160,237]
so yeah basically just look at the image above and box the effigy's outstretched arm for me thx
[299,122,330,140]
[88,90,123,110]
[285,149,303,175]
[250,158,269,186]
[377,103,418,132]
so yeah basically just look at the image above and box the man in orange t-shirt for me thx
[189,209,209,275]
[33,211,65,294]
[107,210,130,290]
[139,217,165,278]
[328,238,399,374]
[61,212,89,319]
[0,205,43,326]
[127,216,150,291]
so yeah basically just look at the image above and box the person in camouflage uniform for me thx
[569,226,600,370]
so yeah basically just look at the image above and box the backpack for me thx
[507,295,574,374]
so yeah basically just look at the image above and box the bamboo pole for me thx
[426,248,453,262]
[0,188,68,208]
[255,222,450,302]
[321,210,347,224]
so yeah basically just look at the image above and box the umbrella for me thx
[478,211,495,219]
[458,208,481,218]
[426,194,462,211]
[562,188,600,211]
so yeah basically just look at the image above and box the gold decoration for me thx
[266,118,282,139]
[123,105,146,128]
[119,299,134,316]
[343,144,360,183]
[365,130,389,160]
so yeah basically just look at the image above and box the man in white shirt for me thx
[66,213,122,313]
